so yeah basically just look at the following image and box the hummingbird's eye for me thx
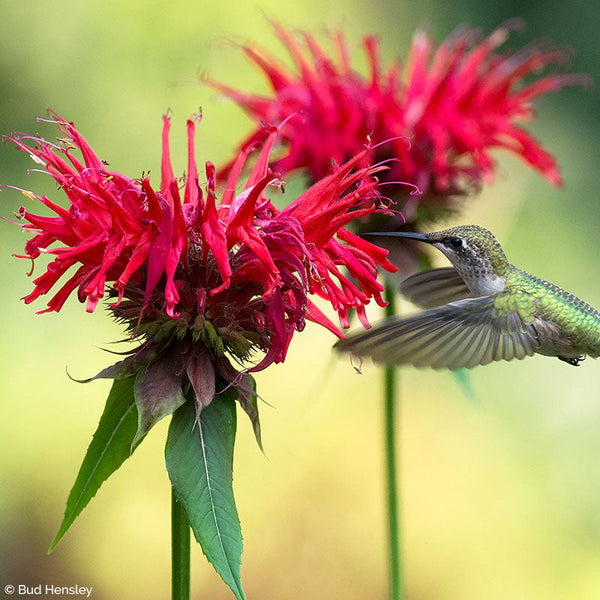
[446,237,463,249]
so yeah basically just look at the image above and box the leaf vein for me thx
[198,417,240,590]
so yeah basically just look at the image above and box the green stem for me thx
[384,283,404,600]
[171,487,191,600]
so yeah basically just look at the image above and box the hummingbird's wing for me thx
[335,296,539,370]
[400,267,472,308]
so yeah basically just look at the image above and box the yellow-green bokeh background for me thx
[1,1,599,599]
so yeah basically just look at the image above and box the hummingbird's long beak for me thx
[361,231,434,244]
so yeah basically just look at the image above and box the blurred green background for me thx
[1,1,599,599]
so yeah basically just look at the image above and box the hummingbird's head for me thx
[420,225,511,296]
[363,225,510,296]
[425,225,508,271]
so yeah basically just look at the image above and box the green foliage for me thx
[49,349,250,600]
[166,393,245,600]
[48,377,139,552]
[452,369,478,405]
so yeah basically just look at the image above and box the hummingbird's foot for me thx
[558,355,585,366]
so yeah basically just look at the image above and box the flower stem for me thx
[171,488,191,600]
[384,283,404,600]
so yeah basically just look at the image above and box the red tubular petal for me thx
[160,114,174,198]
[184,116,201,207]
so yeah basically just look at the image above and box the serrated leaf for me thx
[165,393,245,600]
[49,377,139,552]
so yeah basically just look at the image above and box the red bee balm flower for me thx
[208,21,590,216]
[6,113,400,593]
[8,113,395,382]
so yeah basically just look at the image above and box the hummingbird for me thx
[335,225,600,369]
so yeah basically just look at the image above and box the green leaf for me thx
[165,393,245,600]
[49,377,139,552]
[452,369,478,405]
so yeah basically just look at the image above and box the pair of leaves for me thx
[50,369,248,600]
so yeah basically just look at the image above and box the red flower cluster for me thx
[208,20,589,204]
[8,113,395,371]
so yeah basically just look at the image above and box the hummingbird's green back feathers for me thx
[508,269,600,359]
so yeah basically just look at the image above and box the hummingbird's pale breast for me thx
[433,246,506,297]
